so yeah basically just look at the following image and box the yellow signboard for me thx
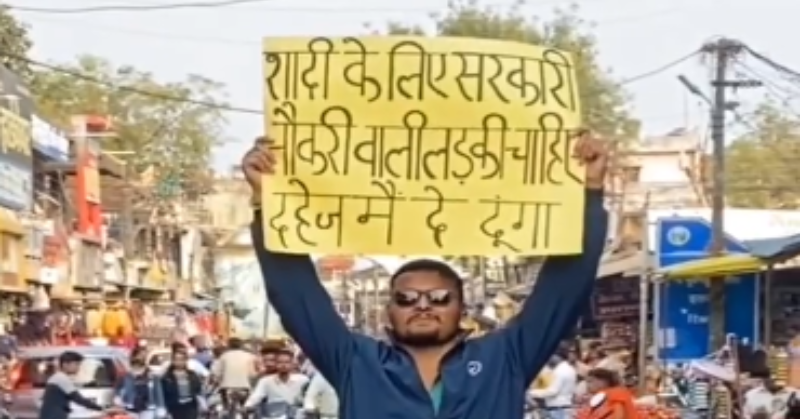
[262,36,584,256]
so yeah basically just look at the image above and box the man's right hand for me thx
[241,136,276,207]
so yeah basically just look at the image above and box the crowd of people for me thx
[9,131,798,419]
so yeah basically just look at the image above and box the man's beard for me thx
[392,329,455,348]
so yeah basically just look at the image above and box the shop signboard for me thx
[31,116,69,162]
[655,216,759,361]
[0,65,34,212]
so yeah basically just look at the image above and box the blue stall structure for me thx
[658,224,800,354]
[655,216,759,361]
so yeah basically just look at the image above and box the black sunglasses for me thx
[392,289,454,308]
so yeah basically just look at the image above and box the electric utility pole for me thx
[703,38,761,350]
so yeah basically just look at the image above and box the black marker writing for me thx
[541,49,577,111]
[315,195,346,247]
[267,193,290,248]
[301,37,335,100]
[387,40,448,101]
[479,196,521,252]
[356,180,399,245]
[408,185,469,249]
[341,37,382,101]
[528,201,558,249]
[289,178,318,247]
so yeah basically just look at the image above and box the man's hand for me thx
[241,136,276,207]
[572,130,608,190]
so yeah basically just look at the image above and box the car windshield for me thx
[16,357,117,389]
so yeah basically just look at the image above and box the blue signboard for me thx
[655,217,759,360]
[0,64,34,211]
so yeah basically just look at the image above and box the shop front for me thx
[0,209,25,295]
[0,72,35,333]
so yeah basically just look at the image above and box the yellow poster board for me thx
[262,36,584,256]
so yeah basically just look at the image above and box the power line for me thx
[26,8,680,47]
[744,44,800,81]
[0,49,698,115]
[9,0,616,14]
[8,52,261,113]
[8,0,275,14]
[611,50,699,86]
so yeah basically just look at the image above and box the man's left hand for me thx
[572,130,608,190]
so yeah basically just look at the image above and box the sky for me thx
[11,0,798,172]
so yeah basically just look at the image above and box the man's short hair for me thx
[171,342,188,353]
[390,259,463,299]
[59,351,84,366]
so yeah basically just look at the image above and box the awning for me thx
[657,254,765,280]
[745,233,800,260]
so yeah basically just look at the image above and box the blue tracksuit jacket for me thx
[251,189,607,419]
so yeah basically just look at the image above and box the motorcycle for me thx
[223,390,251,419]
[263,401,298,419]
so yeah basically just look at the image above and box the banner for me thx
[0,108,32,212]
[74,129,102,241]
[0,65,34,211]
[261,36,583,256]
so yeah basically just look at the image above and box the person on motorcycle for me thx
[212,338,258,410]
[244,349,308,417]
[259,346,279,376]
[303,364,338,419]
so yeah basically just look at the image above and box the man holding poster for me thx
[241,130,608,419]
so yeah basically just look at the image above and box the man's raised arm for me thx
[499,133,609,383]
[250,212,354,387]
[502,189,607,382]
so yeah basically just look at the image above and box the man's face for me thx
[765,379,784,392]
[172,352,188,369]
[62,360,81,375]
[387,270,462,347]
[276,354,293,374]
[263,353,276,372]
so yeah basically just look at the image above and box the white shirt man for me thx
[744,382,798,419]
[244,373,309,409]
[303,372,339,418]
[212,348,258,389]
[528,357,578,413]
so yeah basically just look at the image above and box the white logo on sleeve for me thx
[467,361,482,376]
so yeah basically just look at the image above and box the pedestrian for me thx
[159,348,205,419]
[37,351,119,419]
[529,347,579,419]
[240,131,609,419]
[115,352,166,419]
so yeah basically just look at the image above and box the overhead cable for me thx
[8,0,274,14]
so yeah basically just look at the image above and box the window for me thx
[0,234,18,273]
[76,244,101,287]
[16,356,117,389]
